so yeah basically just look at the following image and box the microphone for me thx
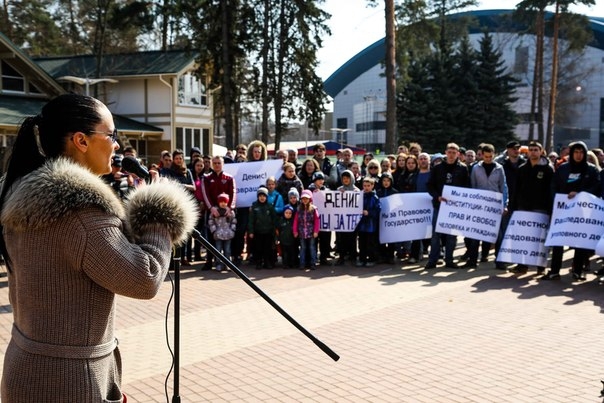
[122,155,150,181]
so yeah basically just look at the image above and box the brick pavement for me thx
[2,249,604,402]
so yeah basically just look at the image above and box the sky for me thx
[317,0,604,82]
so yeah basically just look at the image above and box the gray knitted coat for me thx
[0,158,198,403]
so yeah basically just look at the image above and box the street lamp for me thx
[330,128,350,146]
[56,76,118,96]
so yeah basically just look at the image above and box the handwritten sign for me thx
[222,160,283,208]
[436,185,504,243]
[313,190,363,232]
[497,211,549,267]
[379,193,433,243]
[545,192,604,249]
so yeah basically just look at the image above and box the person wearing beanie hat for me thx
[287,187,299,199]
[543,140,600,281]
[248,184,277,269]
[257,186,269,196]
[277,205,297,268]
[208,193,237,271]
[294,188,320,269]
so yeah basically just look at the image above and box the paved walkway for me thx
[2,249,604,402]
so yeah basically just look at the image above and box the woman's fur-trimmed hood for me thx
[2,158,198,245]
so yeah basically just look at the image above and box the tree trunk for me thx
[261,0,271,145]
[385,0,397,153]
[546,0,560,152]
[528,8,544,142]
[221,0,234,150]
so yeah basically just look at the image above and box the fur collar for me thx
[1,158,124,231]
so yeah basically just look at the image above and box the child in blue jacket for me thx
[356,177,380,267]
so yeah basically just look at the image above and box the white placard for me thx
[378,193,433,244]
[497,211,549,267]
[545,192,604,249]
[436,185,504,243]
[313,190,363,232]
[222,160,283,208]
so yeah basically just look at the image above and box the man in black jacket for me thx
[509,141,554,274]
[542,141,600,281]
[425,143,470,269]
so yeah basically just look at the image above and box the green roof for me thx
[0,95,162,133]
[35,49,199,79]
[0,95,48,126]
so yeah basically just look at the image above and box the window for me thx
[1,61,25,93]
[514,46,529,75]
[177,73,207,107]
[175,126,207,159]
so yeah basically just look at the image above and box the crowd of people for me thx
[107,137,604,282]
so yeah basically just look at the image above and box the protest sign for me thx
[436,185,504,243]
[497,211,549,267]
[313,190,363,232]
[379,193,433,244]
[222,160,283,208]
[545,192,604,249]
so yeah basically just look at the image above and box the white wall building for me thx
[323,9,604,152]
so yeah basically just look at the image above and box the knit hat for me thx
[257,186,268,196]
[284,205,295,214]
[301,189,313,199]
[288,187,299,199]
[312,171,325,181]
[217,193,230,204]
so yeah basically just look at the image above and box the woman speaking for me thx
[0,94,198,402]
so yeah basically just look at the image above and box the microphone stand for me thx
[191,229,340,361]
[168,231,339,401]
[171,247,181,403]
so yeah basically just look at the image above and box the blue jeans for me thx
[299,237,317,267]
[428,208,457,264]
[215,239,232,267]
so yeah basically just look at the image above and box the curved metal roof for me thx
[323,9,604,97]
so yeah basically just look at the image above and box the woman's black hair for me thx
[0,94,103,270]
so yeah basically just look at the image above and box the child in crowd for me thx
[208,193,237,271]
[284,187,300,266]
[277,162,304,202]
[266,176,284,215]
[277,205,297,268]
[285,187,300,211]
[294,190,320,269]
[377,172,399,264]
[309,171,332,265]
[335,170,360,265]
[248,187,277,269]
[357,177,381,267]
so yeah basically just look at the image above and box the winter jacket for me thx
[470,161,508,207]
[277,216,296,246]
[248,200,277,235]
[267,189,284,215]
[427,159,470,208]
[201,170,236,209]
[293,205,320,239]
[276,174,304,202]
[0,158,198,403]
[554,141,600,196]
[357,190,380,233]
[511,156,554,213]
[208,208,237,240]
